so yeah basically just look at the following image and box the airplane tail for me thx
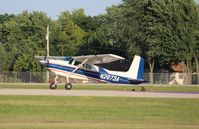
[126,55,145,80]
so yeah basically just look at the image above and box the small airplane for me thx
[36,54,147,90]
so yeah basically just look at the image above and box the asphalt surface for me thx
[0,89,199,98]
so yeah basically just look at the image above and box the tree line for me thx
[0,0,199,83]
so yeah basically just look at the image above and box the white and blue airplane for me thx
[36,54,147,90]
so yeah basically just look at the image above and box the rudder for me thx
[126,55,144,80]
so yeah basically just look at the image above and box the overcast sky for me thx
[0,0,198,19]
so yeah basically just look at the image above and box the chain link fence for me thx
[0,71,47,83]
[145,72,198,85]
[0,71,198,85]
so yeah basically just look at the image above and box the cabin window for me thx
[84,64,92,70]
[74,61,81,66]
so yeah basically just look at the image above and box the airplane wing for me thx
[35,56,70,60]
[35,54,125,64]
[73,54,125,64]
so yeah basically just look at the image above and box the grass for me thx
[0,96,199,129]
[0,83,199,92]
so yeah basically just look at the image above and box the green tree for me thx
[71,8,98,32]
[0,13,15,44]
[193,4,199,83]
[51,11,85,56]
[103,0,199,83]
[1,11,52,71]
[0,45,7,71]
[13,54,41,71]
[78,6,129,57]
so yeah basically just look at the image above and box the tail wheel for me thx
[49,82,57,89]
[65,83,72,90]
[141,86,145,92]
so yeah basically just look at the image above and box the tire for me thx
[49,82,57,89]
[65,83,72,90]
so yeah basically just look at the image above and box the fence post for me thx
[15,71,17,83]
[30,72,31,84]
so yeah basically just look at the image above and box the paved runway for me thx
[0,89,199,98]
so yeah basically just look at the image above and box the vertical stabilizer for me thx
[127,55,144,80]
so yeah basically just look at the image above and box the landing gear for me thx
[49,75,58,90]
[64,75,72,90]
[65,83,72,90]
[48,75,73,90]
[141,86,146,92]
[49,82,57,89]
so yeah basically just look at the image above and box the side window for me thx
[74,61,81,66]
[85,64,92,70]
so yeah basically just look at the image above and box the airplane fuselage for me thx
[46,59,145,84]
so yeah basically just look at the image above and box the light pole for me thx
[46,26,50,82]
[46,26,49,57]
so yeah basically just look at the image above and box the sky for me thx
[0,0,122,19]
[0,0,198,19]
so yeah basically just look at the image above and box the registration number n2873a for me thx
[100,74,120,82]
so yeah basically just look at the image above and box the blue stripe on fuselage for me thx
[47,64,99,79]
[47,63,140,84]
[99,67,108,74]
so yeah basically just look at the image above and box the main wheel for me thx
[49,82,57,89]
[65,83,72,90]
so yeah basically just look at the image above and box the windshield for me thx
[64,56,72,61]
[69,58,74,64]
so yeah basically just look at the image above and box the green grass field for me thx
[0,96,199,129]
[1,83,199,92]
[0,84,199,129]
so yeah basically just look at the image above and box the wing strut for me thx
[66,59,88,83]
